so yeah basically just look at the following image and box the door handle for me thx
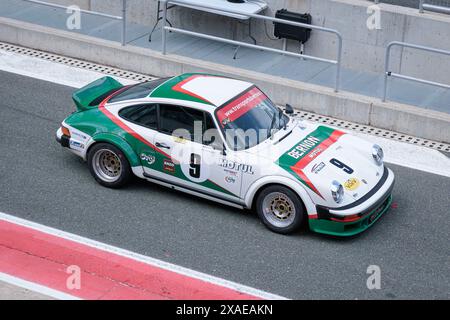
[155,142,171,149]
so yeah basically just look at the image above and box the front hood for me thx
[268,122,384,206]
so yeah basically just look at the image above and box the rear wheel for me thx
[255,185,305,234]
[87,143,132,188]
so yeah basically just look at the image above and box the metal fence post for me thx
[162,0,168,55]
[419,0,424,13]
[335,34,343,93]
[382,43,392,102]
[121,0,127,46]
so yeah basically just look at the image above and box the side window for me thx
[159,104,204,142]
[109,78,170,103]
[118,104,157,129]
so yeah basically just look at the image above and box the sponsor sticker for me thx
[69,140,84,149]
[163,159,175,173]
[344,178,360,191]
[311,162,325,174]
[71,131,88,140]
[225,176,236,184]
[140,153,156,165]
[219,159,254,175]
[217,87,267,126]
[173,136,188,144]
[287,136,321,160]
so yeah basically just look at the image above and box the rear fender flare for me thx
[89,133,141,168]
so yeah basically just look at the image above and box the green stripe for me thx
[276,126,335,167]
[150,73,215,105]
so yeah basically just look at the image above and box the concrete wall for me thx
[44,0,450,85]
[48,0,90,10]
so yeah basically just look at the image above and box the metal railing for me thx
[420,0,450,14]
[382,41,450,101]
[21,0,128,46]
[373,1,450,14]
[159,0,343,92]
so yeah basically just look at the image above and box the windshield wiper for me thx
[279,108,287,130]
[269,110,279,139]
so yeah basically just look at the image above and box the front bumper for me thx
[309,166,395,236]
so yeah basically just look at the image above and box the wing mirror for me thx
[210,140,227,155]
[285,104,294,114]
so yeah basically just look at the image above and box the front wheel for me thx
[87,143,132,188]
[255,185,305,234]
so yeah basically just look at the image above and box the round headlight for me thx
[331,180,344,204]
[372,144,384,166]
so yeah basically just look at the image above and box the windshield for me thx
[215,86,288,151]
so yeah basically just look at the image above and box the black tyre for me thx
[87,143,132,188]
[255,185,306,234]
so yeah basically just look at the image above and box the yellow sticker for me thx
[344,178,360,191]
[173,136,187,144]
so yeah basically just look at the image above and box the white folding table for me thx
[149,0,268,48]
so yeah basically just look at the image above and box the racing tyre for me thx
[256,185,305,234]
[87,143,132,188]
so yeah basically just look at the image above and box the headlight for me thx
[372,144,384,166]
[331,180,344,204]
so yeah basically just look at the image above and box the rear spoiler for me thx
[72,76,123,112]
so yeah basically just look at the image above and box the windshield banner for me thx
[217,87,267,126]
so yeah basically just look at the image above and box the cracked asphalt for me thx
[0,70,449,299]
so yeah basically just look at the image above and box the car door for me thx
[116,103,160,171]
[152,104,242,202]
[202,112,243,200]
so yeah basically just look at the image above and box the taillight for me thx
[61,126,71,137]
[331,214,361,223]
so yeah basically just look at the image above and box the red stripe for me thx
[99,91,171,159]
[290,166,324,199]
[289,130,345,199]
[0,219,261,300]
[172,75,214,105]
[293,130,346,171]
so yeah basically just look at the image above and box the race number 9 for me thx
[189,153,201,178]
[330,158,354,174]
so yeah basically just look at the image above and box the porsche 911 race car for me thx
[56,73,395,236]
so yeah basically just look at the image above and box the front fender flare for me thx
[244,176,317,216]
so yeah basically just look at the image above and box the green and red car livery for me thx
[57,73,395,236]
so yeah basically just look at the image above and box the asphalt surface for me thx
[0,70,449,299]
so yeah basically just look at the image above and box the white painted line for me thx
[0,212,287,300]
[0,272,80,300]
[331,125,450,178]
[1,47,449,178]
[0,49,137,88]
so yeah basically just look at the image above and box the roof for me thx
[149,73,253,107]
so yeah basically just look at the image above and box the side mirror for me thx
[285,104,294,114]
[210,140,226,155]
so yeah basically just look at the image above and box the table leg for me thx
[149,1,161,42]
[149,2,174,42]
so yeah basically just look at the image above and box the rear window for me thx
[108,78,170,103]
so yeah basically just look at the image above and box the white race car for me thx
[56,73,395,236]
